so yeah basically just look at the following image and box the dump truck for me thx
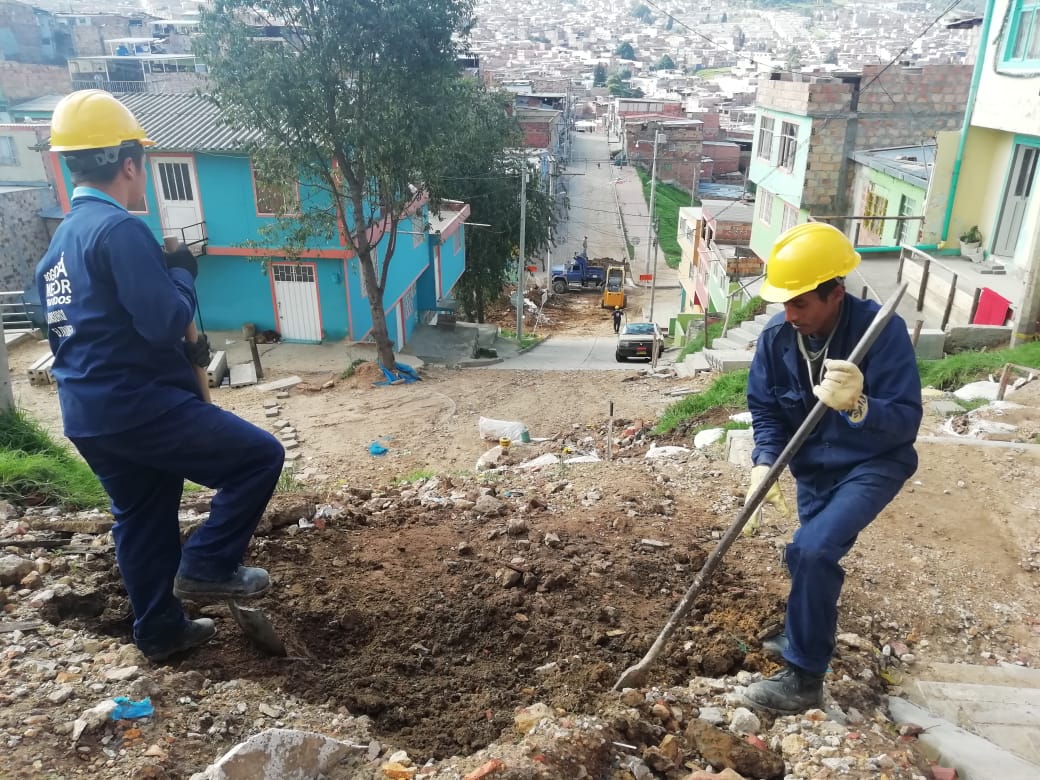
[551,253,606,293]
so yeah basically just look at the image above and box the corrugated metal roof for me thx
[10,94,64,113]
[117,93,263,153]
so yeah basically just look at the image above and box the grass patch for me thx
[654,370,750,435]
[678,296,766,361]
[917,341,1040,390]
[275,467,303,493]
[394,469,436,484]
[694,67,732,78]
[636,169,695,270]
[341,358,366,379]
[0,409,106,509]
[500,328,542,350]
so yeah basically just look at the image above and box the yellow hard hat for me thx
[49,90,154,152]
[759,222,860,303]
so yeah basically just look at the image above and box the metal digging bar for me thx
[613,282,908,691]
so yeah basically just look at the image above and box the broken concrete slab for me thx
[928,399,965,416]
[188,728,363,780]
[945,325,1013,353]
[904,663,1040,765]
[888,697,1040,780]
[255,375,302,393]
[726,427,754,469]
[229,363,258,388]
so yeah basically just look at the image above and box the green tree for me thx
[721,12,728,22]
[431,87,556,322]
[195,0,473,370]
[631,3,654,23]
[665,16,674,31]
[824,48,839,65]
[657,54,676,70]
[784,46,803,71]
[593,63,607,86]
[616,41,636,60]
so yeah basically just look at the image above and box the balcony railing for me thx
[71,78,203,95]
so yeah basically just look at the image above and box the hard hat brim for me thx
[759,278,820,304]
[51,136,155,153]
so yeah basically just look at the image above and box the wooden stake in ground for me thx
[612,283,908,691]
[606,400,614,461]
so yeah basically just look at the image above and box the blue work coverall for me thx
[747,293,922,675]
[35,189,284,656]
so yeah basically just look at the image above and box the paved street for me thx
[480,335,674,372]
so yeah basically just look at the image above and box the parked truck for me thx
[551,252,606,293]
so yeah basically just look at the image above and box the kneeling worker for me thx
[36,91,285,661]
[743,222,922,713]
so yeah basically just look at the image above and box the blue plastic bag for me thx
[368,441,388,456]
[110,696,154,720]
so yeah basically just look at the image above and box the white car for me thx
[616,322,665,362]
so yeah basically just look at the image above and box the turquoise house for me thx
[48,93,469,346]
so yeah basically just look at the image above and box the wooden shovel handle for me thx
[163,236,211,403]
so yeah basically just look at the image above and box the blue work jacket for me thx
[747,293,922,482]
[34,190,199,438]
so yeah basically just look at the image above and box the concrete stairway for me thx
[698,303,783,373]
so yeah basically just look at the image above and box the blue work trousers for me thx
[71,399,284,654]
[782,469,905,676]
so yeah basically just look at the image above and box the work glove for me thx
[164,247,198,280]
[184,333,210,368]
[744,463,790,537]
[812,359,864,412]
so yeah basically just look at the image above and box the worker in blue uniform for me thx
[742,222,922,713]
[35,90,285,662]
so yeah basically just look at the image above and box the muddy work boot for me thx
[761,632,788,659]
[174,566,270,602]
[144,618,216,662]
[744,665,824,714]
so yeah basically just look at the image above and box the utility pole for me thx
[645,129,661,277]
[517,164,527,341]
[649,222,660,323]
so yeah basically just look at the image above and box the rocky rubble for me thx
[0,461,1004,778]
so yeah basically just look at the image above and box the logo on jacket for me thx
[43,252,75,338]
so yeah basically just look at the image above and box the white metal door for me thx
[271,263,321,341]
[994,144,1038,257]
[151,157,204,244]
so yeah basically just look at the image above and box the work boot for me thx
[173,566,270,602]
[761,632,788,659]
[744,665,824,714]
[144,618,216,662]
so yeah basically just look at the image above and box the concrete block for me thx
[912,328,945,360]
[206,351,228,388]
[230,363,258,388]
[255,375,302,393]
[928,399,965,416]
[945,325,1012,353]
[264,408,279,418]
[726,427,754,468]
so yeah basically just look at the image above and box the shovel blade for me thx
[227,600,286,656]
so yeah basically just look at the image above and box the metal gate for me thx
[271,263,321,342]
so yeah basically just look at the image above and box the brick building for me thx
[747,63,971,258]
[624,116,703,196]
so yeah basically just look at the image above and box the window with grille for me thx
[895,195,918,245]
[157,162,194,201]
[778,122,798,171]
[758,189,774,225]
[0,136,18,166]
[757,116,774,161]
[272,263,315,284]
[863,186,889,236]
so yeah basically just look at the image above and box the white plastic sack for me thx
[693,428,725,449]
[953,381,1002,401]
[478,416,529,442]
[517,453,560,470]
[645,444,691,459]
[564,454,601,464]
[729,411,753,424]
